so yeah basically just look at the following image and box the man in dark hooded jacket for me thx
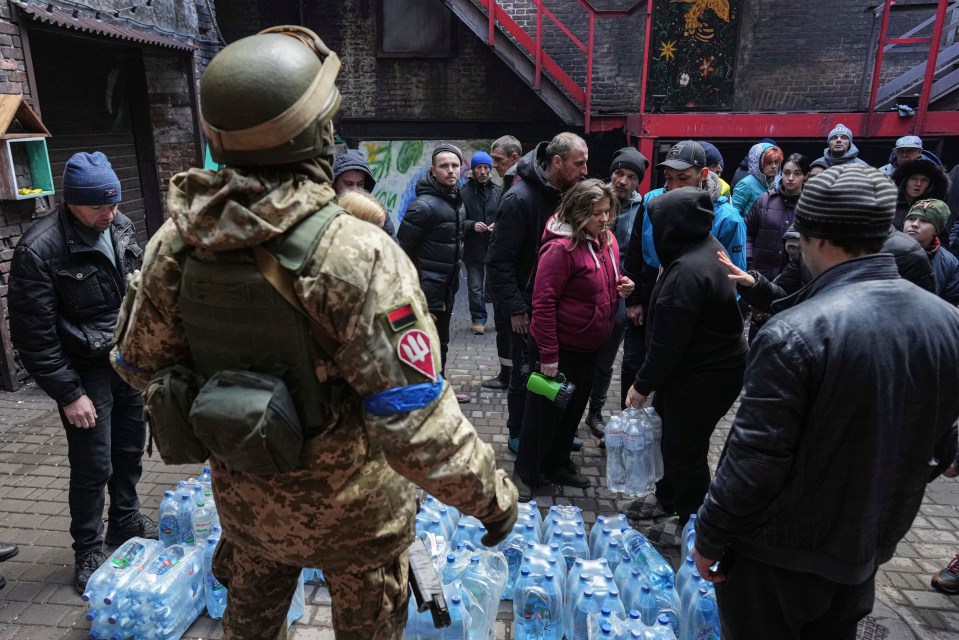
[332,148,397,239]
[624,187,748,546]
[398,144,466,375]
[486,132,588,451]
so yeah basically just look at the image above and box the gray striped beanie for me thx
[794,164,896,240]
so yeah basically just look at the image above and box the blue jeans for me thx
[464,261,488,325]
[59,365,146,557]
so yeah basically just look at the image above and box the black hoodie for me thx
[397,173,465,311]
[486,141,565,317]
[633,187,747,395]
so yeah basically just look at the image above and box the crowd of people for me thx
[4,22,959,636]
[383,126,959,636]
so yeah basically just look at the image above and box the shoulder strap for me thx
[252,203,345,360]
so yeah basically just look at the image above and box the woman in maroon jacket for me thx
[513,179,634,500]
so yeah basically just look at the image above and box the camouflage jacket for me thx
[111,168,516,571]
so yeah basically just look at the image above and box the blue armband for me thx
[363,376,445,415]
[114,352,151,375]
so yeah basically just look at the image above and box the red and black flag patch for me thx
[386,303,417,332]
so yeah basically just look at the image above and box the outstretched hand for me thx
[717,251,756,288]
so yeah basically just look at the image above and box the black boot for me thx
[482,366,511,390]
[585,408,606,438]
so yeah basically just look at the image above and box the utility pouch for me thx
[143,365,210,465]
[190,369,304,475]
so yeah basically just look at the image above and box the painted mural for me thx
[646,0,741,110]
[359,139,492,227]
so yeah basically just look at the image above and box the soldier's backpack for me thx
[144,203,347,474]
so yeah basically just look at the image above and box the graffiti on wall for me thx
[646,0,741,110]
[360,139,492,226]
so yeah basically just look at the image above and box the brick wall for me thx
[213,0,562,125]
[0,0,221,388]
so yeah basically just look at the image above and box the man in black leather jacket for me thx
[486,132,588,451]
[694,164,959,639]
[398,144,466,377]
[8,152,156,595]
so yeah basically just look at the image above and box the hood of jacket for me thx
[167,167,337,251]
[822,141,863,166]
[649,186,714,266]
[415,173,462,204]
[747,142,779,188]
[891,158,949,202]
[332,149,376,191]
[516,141,564,200]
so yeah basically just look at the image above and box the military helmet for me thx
[200,26,341,166]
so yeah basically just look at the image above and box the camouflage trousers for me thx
[214,537,409,639]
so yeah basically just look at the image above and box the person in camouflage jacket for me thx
[111,27,517,640]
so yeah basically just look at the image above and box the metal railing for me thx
[476,0,643,131]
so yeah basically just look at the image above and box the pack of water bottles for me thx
[605,407,664,497]
[416,496,723,640]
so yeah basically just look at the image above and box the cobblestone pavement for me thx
[0,284,955,639]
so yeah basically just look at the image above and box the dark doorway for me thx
[27,27,163,245]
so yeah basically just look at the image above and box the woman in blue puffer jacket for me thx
[732,142,783,218]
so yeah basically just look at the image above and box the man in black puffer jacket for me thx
[486,132,588,450]
[398,144,466,375]
[694,164,959,638]
[8,152,156,595]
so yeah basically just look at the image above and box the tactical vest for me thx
[178,204,344,438]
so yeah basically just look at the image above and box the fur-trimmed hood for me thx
[891,158,949,202]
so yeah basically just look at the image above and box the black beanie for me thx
[431,143,463,164]
[609,147,649,182]
[794,164,896,240]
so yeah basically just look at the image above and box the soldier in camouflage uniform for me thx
[110,26,518,640]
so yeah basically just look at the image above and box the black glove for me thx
[480,501,518,548]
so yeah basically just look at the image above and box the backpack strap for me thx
[252,203,345,361]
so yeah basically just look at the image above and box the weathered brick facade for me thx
[214,0,564,132]
[0,0,222,389]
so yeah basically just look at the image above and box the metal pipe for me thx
[916,0,951,132]
[586,10,594,131]
[639,0,654,118]
[866,0,896,133]
[535,0,543,89]
[488,0,495,46]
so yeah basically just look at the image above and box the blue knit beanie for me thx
[470,151,493,169]
[62,152,121,206]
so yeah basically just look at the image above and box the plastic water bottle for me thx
[620,529,675,590]
[679,571,704,619]
[125,544,206,640]
[521,500,544,535]
[499,522,539,598]
[84,538,165,640]
[639,413,657,494]
[452,517,487,551]
[645,407,664,482]
[198,466,213,497]
[681,515,696,556]
[177,495,195,545]
[191,501,215,544]
[543,505,584,539]
[551,527,589,570]
[681,588,718,640]
[513,568,563,640]
[174,480,190,501]
[444,591,472,640]
[157,491,179,548]
[605,415,626,492]
[675,555,696,600]
[623,417,647,496]
[203,537,227,620]
[604,539,626,572]
[572,589,601,640]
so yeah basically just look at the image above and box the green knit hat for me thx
[907,198,950,236]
